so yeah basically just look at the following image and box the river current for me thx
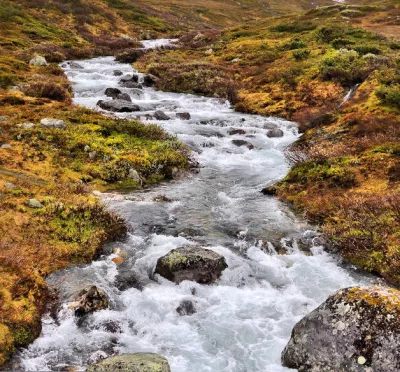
[15,42,371,371]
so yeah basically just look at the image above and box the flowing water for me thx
[15,45,372,371]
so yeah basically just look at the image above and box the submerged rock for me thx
[232,139,254,150]
[97,99,140,112]
[228,128,246,135]
[72,286,109,317]
[113,70,123,76]
[116,93,132,102]
[119,74,139,83]
[267,128,284,138]
[40,118,67,130]
[282,286,400,372]
[155,246,228,284]
[69,61,84,69]
[87,353,171,372]
[176,112,191,120]
[176,300,196,316]
[104,87,122,98]
[154,110,170,121]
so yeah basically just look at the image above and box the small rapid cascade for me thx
[15,44,372,372]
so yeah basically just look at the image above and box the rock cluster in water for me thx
[282,286,400,372]
[155,247,228,284]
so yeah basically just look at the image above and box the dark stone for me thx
[176,112,191,120]
[228,128,246,135]
[176,300,196,316]
[119,74,139,83]
[97,100,140,112]
[120,81,143,89]
[116,93,132,102]
[155,246,228,284]
[73,286,108,317]
[267,129,284,138]
[232,140,254,150]
[105,88,122,98]
[115,268,142,291]
[154,110,170,121]
[113,70,123,76]
[282,286,400,372]
[261,185,277,196]
[94,320,122,333]
[143,74,159,87]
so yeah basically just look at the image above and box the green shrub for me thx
[353,45,382,55]
[23,82,70,101]
[331,38,355,49]
[282,39,307,50]
[317,25,344,43]
[376,84,400,109]
[293,49,310,61]
[0,73,14,89]
[271,21,317,33]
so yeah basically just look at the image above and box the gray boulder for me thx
[97,100,140,112]
[113,70,123,76]
[120,74,139,83]
[232,139,254,150]
[40,118,67,130]
[282,286,400,372]
[154,110,170,121]
[155,246,228,284]
[105,88,122,98]
[87,353,171,372]
[116,93,132,102]
[29,56,47,66]
[73,286,108,317]
[267,129,284,138]
[176,112,191,120]
[120,81,143,89]
[22,122,35,129]
[263,123,278,130]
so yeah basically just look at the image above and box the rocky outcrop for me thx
[282,286,400,372]
[40,118,67,130]
[72,286,109,317]
[154,111,170,121]
[97,100,140,112]
[155,247,228,284]
[87,353,171,372]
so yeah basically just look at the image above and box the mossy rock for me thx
[155,246,228,284]
[282,286,400,372]
[87,353,171,372]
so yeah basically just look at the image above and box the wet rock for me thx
[119,74,139,83]
[120,81,143,89]
[176,300,196,316]
[94,320,122,333]
[176,112,191,120]
[40,118,67,130]
[87,353,171,372]
[27,199,44,208]
[228,129,246,135]
[104,88,122,98]
[73,286,108,317]
[261,185,278,196]
[282,286,400,372]
[154,110,170,121]
[115,268,142,291]
[263,123,278,130]
[97,100,140,113]
[131,88,144,98]
[29,55,47,66]
[113,70,123,76]
[69,61,83,69]
[267,129,284,138]
[116,93,132,102]
[1,144,12,149]
[155,246,228,284]
[232,140,254,150]
[143,74,159,87]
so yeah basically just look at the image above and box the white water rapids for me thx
[15,45,372,371]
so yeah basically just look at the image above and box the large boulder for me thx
[97,100,140,112]
[72,286,109,317]
[40,118,67,130]
[154,110,170,121]
[282,286,400,372]
[155,247,228,284]
[116,93,132,102]
[105,88,122,98]
[87,353,171,372]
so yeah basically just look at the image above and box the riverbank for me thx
[136,3,400,285]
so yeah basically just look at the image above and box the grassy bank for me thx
[136,3,400,284]
[0,0,193,364]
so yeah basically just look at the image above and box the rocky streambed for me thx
[10,43,399,372]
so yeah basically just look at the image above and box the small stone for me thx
[28,199,44,208]
[73,286,109,317]
[84,145,91,152]
[154,110,170,121]
[88,151,97,160]
[358,356,366,365]
[267,129,284,138]
[228,129,246,135]
[176,300,196,316]
[131,88,144,98]
[232,140,254,150]
[104,88,122,98]
[116,93,132,102]
[4,183,15,189]
[40,118,67,130]
[263,123,278,130]
[176,112,191,120]
[69,61,84,69]
[1,144,12,149]
[29,56,47,66]
[113,70,123,76]
[205,48,213,55]
[22,122,35,129]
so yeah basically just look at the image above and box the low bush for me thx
[376,84,400,109]
[116,48,146,63]
[23,82,70,102]
[293,49,310,61]
[271,21,317,33]
[0,74,14,89]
